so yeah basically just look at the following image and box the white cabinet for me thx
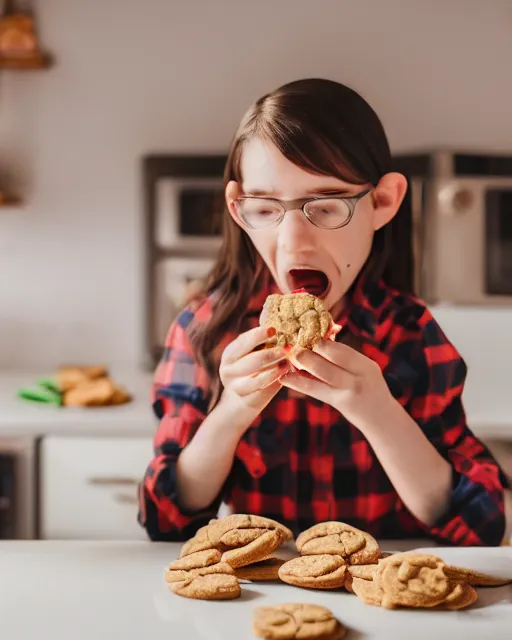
[40,435,154,540]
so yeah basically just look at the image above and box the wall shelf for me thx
[0,195,21,207]
[0,55,50,70]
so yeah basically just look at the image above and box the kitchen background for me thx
[0,0,511,541]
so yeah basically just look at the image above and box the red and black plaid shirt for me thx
[138,274,507,546]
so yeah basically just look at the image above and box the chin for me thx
[324,287,347,314]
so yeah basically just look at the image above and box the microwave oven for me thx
[142,155,225,366]
[394,151,512,306]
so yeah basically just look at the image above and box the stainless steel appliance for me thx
[142,155,225,367]
[394,151,512,306]
[0,436,37,539]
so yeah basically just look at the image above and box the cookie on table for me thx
[164,548,239,600]
[235,557,285,582]
[168,573,241,601]
[351,552,478,611]
[278,554,347,590]
[253,603,347,640]
[444,564,512,587]
[295,521,380,565]
[443,581,479,610]
[345,563,378,592]
[179,514,293,569]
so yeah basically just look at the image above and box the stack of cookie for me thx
[164,549,240,600]
[278,521,380,591]
[164,514,293,600]
[58,365,131,407]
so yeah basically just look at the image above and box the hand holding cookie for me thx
[219,326,291,415]
[280,337,394,428]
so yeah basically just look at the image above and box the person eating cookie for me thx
[138,78,507,546]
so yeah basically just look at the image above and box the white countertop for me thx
[0,369,510,440]
[0,540,511,640]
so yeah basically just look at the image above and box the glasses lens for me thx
[236,198,283,228]
[304,199,351,229]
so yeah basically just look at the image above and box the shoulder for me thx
[163,294,215,348]
[373,283,461,357]
[370,283,467,395]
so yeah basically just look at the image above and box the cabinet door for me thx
[40,436,153,540]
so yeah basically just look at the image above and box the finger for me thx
[243,380,282,408]
[312,339,366,374]
[230,362,290,396]
[226,346,287,378]
[280,372,338,405]
[292,348,356,388]
[222,326,274,364]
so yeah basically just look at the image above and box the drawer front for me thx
[40,436,153,540]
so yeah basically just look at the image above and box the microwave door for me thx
[486,189,512,295]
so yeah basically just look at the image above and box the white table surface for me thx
[0,540,511,640]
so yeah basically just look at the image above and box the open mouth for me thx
[288,269,330,298]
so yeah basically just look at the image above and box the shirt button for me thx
[251,463,266,478]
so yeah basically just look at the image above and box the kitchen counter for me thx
[0,540,511,640]
[0,369,511,440]
[0,370,157,437]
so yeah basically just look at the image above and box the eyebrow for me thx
[244,187,354,197]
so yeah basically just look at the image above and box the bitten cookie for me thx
[253,603,346,640]
[260,291,341,350]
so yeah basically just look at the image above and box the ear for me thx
[225,180,244,228]
[371,172,408,231]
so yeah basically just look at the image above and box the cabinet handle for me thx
[113,492,139,505]
[87,476,140,486]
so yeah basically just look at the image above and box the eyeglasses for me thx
[234,189,371,230]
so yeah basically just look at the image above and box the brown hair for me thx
[190,78,414,407]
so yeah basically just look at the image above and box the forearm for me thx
[176,396,257,512]
[360,398,452,526]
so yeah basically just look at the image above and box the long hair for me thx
[190,78,414,407]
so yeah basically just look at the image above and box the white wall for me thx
[0,0,511,379]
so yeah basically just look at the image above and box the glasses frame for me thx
[235,189,372,230]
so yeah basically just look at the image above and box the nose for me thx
[277,209,317,253]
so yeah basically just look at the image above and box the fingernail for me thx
[266,327,276,337]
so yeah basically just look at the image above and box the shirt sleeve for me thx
[407,310,507,546]
[138,307,224,541]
